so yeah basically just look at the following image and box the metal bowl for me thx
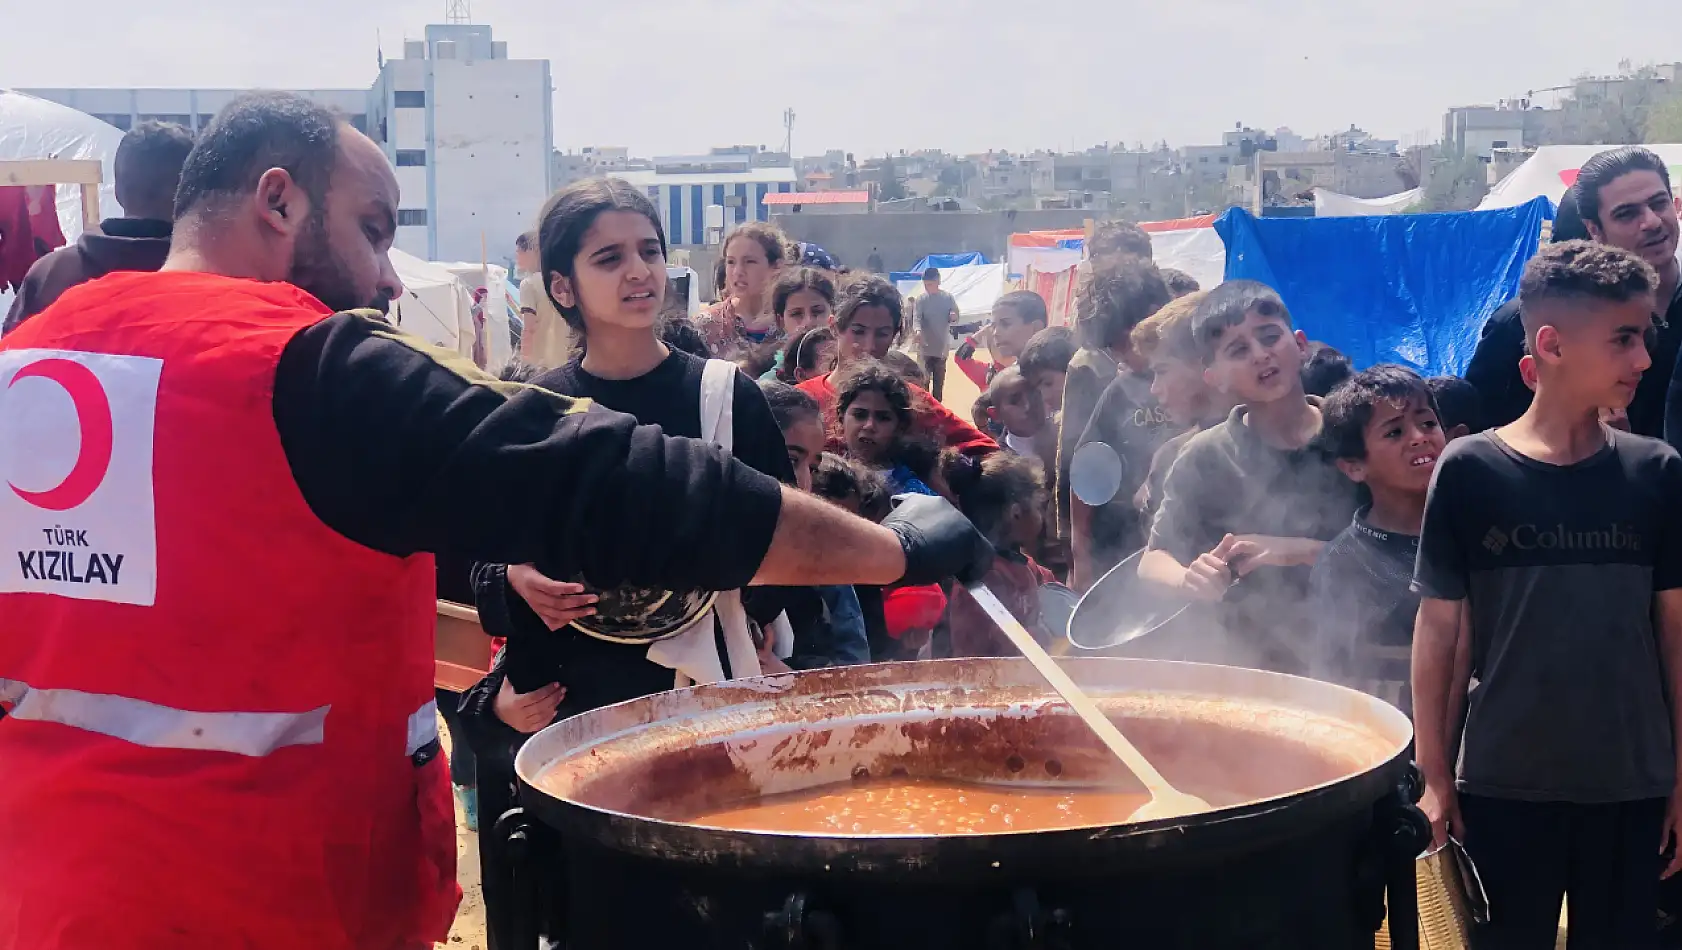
[563,579,717,645]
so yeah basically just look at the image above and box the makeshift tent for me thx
[1142,214,1224,292]
[435,260,517,369]
[389,249,479,357]
[1217,197,1553,376]
[1479,145,1682,210]
[909,251,986,272]
[1008,230,1084,279]
[1313,187,1423,217]
[894,263,1007,321]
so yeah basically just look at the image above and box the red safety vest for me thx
[0,271,458,950]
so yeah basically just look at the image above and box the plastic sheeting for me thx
[1216,197,1553,376]
[1479,145,1682,210]
[1313,187,1423,217]
[907,251,987,273]
[1148,225,1226,293]
[894,263,1007,321]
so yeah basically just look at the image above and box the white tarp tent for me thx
[434,260,516,370]
[389,249,481,360]
[1478,145,1682,210]
[895,263,1007,321]
[1145,218,1226,292]
[1313,187,1423,217]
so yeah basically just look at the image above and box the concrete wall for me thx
[430,58,552,263]
[772,210,1094,272]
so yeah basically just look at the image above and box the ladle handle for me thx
[965,583,1176,796]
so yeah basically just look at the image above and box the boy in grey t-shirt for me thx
[914,267,959,400]
[1413,241,1682,949]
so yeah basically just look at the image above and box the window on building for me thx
[1219,156,1230,164]
[1199,156,1209,164]
[93,113,132,131]
[1491,140,1509,149]
[394,91,426,108]
[395,150,427,167]
[397,209,428,227]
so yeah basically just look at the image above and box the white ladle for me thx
[967,582,1210,822]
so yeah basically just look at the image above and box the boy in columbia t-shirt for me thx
[1140,281,1357,674]
[1413,241,1682,949]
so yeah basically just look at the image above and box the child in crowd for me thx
[955,290,1050,388]
[758,380,872,668]
[1139,281,1358,674]
[837,359,940,496]
[1301,341,1354,397]
[881,349,929,390]
[775,325,835,385]
[756,266,837,380]
[1413,241,1682,948]
[698,220,790,361]
[1306,366,1446,716]
[986,366,1047,457]
[945,452,1057,657]
[1066,259,1174,588]
[1425,375,1484,439]
[1018,326,1076,415]
[1127,291,1224,520]
[799,273,996,456]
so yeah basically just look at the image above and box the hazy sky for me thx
[3,0,1678,157]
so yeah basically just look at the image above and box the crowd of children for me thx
[447,149,1682,948]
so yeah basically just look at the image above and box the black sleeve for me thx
[1412,447,1469,601]
[1666,342,1682,451]
[1462,300,1530,430]
[1654,447,1682,591]
[273,313,784,592]
[728,370,801,623]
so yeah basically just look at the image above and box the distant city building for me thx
[617,151,796,246]
[27,21,554,265]
[763,190,871,215]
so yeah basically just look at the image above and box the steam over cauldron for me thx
[501,658,1428,949]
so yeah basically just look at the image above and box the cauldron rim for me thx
[513,657,1413,876]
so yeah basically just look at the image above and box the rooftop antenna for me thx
[445,0,471,23]
[782,108,795,160]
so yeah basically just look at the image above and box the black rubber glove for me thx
[882,493,995,586]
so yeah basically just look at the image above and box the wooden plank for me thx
[0,159,104,187]
[78,183,100,232]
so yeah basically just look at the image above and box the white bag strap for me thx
[700,359,736,451]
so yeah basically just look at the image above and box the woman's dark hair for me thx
[659,316,709,358]
[941,451,1045,541]
[772,266,838,318]
[777,326,836,383]
[1575,146,1673,227]
[836,359,914,434]
[724,221,790,269]
[1320,364,1433,461]
[712,257,727,299]
[758,379,820,432]
[835,273,905,336]
[1301,341,1354,397]
[1075,258,1171,351]
[538,177,668,336]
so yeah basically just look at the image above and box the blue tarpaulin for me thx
[1216,196,1554,376]
[908,251,988,273]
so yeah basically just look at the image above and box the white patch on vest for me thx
[407,699,439,757]
[0,349,162,606]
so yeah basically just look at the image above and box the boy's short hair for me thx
[1301,342,1354,397]
[922,266,942,282]
[1017,326,1076,378]
[1075,258,1172,351]
[1426,376,1484,434]
[1089,220,1154,261]
[995,290,1048,327]
[1191,280,1294,363]
[880,349,927,388]
[1158,268,1201,297]
[1320,364,1433,461]
[1575,146,1673,227]
[1131,290,1209,364]
[1518,240,1659,318]
[987,364,1030,399]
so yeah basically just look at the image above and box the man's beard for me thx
[288,212,388,315]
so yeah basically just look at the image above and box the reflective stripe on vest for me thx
[0,678,328,757]
[407,699,439,757]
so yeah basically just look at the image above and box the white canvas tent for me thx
[389,249,483,361]
[1313,187,1423,217]
[1478,145,1682,210]
[894,263,1007,322]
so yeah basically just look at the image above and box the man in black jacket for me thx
[1464,148,1681,438]
[2,120,193,335]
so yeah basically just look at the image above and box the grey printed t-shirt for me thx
[1413,429,1682,803]
[914,290,959,358]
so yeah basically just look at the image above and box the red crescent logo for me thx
[8,358,115,511]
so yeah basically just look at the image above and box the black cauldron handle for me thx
[763,891,843,950]
[987,888,1073,950]
[494,807,548,950]
[1375,768,1433,950]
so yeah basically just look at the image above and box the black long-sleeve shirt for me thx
[271,313,784,589]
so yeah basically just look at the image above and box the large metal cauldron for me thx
[507,658,1425,950]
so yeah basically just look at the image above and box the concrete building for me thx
[763,190,870,215]
[617,152,796,247]
[552,145,636,188]
[1180,143,1239,181]
[1443,103,1530,160]
[27,21,553,266]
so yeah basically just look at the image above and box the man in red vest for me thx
[0,92,989,950]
